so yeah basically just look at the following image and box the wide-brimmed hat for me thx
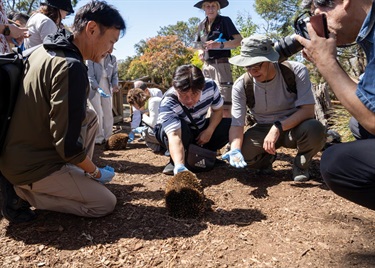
[194,0,229,9]
[41,0,74,14]
[229,34,279,67]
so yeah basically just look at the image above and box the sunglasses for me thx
[246,62,264,71]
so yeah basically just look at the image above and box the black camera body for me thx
[274,12,329,62]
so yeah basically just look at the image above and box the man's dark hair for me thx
[7,11,29,25]
[72,0,126,37]
[172,65,205,93]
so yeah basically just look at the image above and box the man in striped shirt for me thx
[155,65,231,175]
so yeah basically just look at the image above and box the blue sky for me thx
[65,0,263,60]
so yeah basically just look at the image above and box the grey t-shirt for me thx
[231,61,315,126]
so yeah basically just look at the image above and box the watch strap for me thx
[274,120,283,132]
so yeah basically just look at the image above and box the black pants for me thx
[321,138,375,210]
[154,118,231,162]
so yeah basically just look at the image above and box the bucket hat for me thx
[41,0,74,15]
[194,0,229,9]
[229,34,279,67]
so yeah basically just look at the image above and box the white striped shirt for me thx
[157,79,223,135]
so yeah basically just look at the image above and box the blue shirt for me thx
[356,1,375,113]
[157,79,223,135]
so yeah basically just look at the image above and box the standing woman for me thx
[194,0,242,118]
[24,0,73,49]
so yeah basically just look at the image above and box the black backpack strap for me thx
[0,52,24,155]
[243,72,255,109]
[279,61,297,94]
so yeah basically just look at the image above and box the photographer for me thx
[224,34,325,181]
[295,0,375,209]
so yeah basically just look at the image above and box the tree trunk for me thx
[313,83,332,127]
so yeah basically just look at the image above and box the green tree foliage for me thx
[117,56,136,82]
[126,35,194,87]
[191,51,203,69]
[255,0,302,36]
[157,17,200,47]
[134,39,147,56]
[4,0,79,15]
[231,12,258,80]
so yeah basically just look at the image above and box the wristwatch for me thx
[3,24,10,36]
[274,120,283,132]
[220,42,224,49]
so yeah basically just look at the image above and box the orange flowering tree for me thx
[127,35,194,87]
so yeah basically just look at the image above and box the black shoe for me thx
[162,162,174,175]
[0,175,36,223]
[255,166,274,175]
[255,154,277,175]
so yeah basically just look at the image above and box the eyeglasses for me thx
[304,0,334,12]
[246,62,264,72]
[313,0,334,8]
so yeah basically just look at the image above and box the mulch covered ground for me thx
[1,122,375,267]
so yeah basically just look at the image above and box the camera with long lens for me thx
[274,12,329,62]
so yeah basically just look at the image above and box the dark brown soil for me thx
[1,121,375,268]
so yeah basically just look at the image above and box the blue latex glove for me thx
[222,149,247,168]
[128,131,135,143]
[97,166,115,184]
[97,87,110,98]
[103,165,114,172]
[133,126,147,134]
[173,163,188,175]
[214,33,227,43]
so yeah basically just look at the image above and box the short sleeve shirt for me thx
[356,1,375,113]
[231,61,315,126]
[196,15,240,60]
[157,79,223,134]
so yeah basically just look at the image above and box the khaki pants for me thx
[203,61,233,117]
[242,119,326,170]
[14,107,116,217]
[15,165,116,217]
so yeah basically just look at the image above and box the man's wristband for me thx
[85,166,99,179]
[273,120,283,132]
[3,24,10,36]
[220,42,224,49]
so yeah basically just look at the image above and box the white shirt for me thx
[24,13,58,49]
